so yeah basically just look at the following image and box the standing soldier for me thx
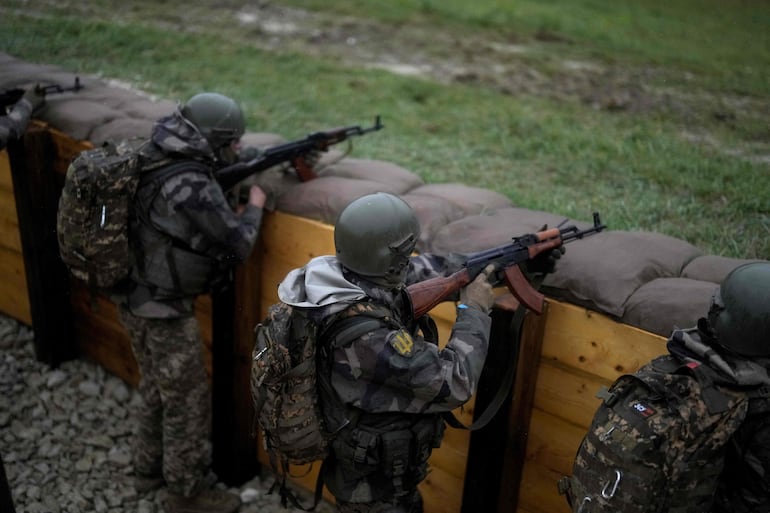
[276,192,560,513]
[117,92,267,513]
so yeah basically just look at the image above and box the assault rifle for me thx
[215,115,384,191]
[406,213,607,318]
[0,77,83,112]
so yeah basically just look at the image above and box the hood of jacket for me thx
[151,110,217,161]
[668,326,770,388]
[277,255,366,309]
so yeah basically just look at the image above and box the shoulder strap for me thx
[319,303,395,349]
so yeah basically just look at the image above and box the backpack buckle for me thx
[353,431,377,464]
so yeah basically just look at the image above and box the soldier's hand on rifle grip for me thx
[460,264,496,314]
[526,246,565,275]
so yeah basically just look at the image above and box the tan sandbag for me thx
[35,100,121,141]
[89,118,155,145]
[406,183,513,215]
[276,176,409,223]
[319,157,424,190]
[401,193,466,252]
[681,255,767,284]
[426,207,585,254]
[541,230,704,318]
[0,58,78,90]
[621,277,717,337]
[240,132,288,150]
[121,99,176,120]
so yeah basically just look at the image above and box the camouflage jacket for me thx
[124,112,262,318]
[0,98,32,150]
[277,254,492,502]
[713,401,770,513]
[668,327,770,513]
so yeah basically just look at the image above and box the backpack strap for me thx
[271,304,394,513]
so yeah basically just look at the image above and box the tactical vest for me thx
[131,160,220,297]
[318,302,447,501]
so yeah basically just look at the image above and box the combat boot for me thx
[164,488,241,513]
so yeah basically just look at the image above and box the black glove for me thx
[525,246,565,275]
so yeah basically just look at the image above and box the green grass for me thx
[283,0,770,96]
[1,4,768,259]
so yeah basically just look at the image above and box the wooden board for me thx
[0,150,29,323]
[0,245,30,324]
[513,299,667,512]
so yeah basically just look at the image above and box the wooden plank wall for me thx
[514,300,667,513]
[0,149,31,324]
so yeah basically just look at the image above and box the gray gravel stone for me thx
[0,314,336,513]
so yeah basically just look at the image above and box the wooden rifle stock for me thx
[405,264,545,320]
[406,268,472,319]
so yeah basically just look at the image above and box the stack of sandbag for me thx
[2,51,764,338]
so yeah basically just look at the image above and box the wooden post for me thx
[461,307,517,513]
[6,125,77,366]
[0,454,16,513]
[211,234,263,485]
[496,302,549,513]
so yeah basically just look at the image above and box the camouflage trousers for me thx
[336,490,423,513]
[118,307,212,497]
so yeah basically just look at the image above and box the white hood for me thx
[277,255,366,308]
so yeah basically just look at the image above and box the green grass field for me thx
[1,0,768,258]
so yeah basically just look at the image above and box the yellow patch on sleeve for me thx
[388,329,414,357]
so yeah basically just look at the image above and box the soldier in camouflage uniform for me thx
[0,88,44,149]
[698,262,770,513]
[117,92,267,513]
[277,192,560,513]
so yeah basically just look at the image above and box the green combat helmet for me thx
[707,261,770,357]
[180,92,245,150]
[334,192,420,287]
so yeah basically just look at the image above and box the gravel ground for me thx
[0,314,335,513]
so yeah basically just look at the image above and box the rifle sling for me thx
[443,273,545,431]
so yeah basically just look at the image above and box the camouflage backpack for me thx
[250,301,392,465]
[56,139,176,290]
[558,354,750,513]
[251,301,392,508]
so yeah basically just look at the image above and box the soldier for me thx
[703,262,770,513]
[276,192,560,513]
[117,92,267,513]
[0,87,45,149]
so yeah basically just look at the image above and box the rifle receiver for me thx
[34,77,83,96]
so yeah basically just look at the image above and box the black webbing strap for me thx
[443,273,545,431]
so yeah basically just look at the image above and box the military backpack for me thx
[250,301,393,508]
[558,353,752,513]
[56,139,188,290]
